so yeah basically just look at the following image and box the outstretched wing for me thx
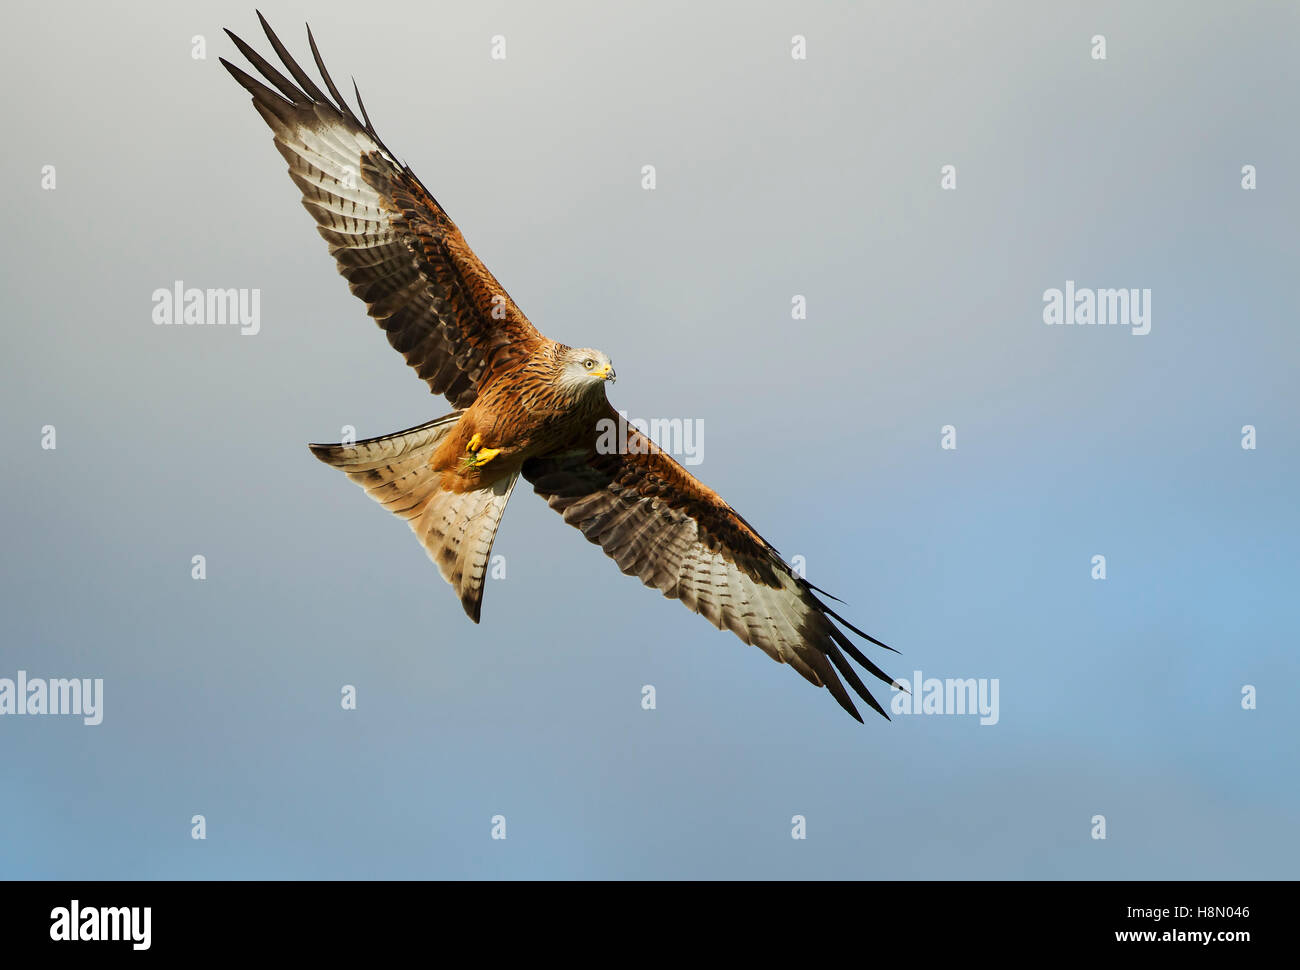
[522,404,898,722]
[221,14,545,408]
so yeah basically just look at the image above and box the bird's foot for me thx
[462,433,500,468]
[464,447,501,468]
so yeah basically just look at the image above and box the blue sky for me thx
[1,0,1296,878]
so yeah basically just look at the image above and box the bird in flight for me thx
[222,14,899,722]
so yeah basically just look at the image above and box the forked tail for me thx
[309,413,518,621]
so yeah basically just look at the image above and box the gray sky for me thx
[1,0,1297,878]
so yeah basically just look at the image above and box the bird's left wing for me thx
[221,14,545,409]
[522,404,897,722]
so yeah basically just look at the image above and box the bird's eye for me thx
[583,359,595,369]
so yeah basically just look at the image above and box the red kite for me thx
[222,15,898,721]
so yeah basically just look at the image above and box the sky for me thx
[1,0,1296,879]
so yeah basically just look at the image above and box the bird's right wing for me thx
[221,13,545,409]
[523,403,898,722]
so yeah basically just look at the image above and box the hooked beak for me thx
[594,364,617,383]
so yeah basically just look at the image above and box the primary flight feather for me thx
[222,13,898,722]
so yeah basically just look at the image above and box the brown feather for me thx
[221,22,545,410]
[225,18,897,723]
[523,402,896,722]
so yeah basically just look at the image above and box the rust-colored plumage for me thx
[223,15,898,722]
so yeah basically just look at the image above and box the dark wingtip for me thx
[798,575,900,654]
[224,22,310,105]
[825,684,865,724]
[820,597,901,654]
[257,10,331,104]
[462,596,483,624]
[860,690,891,721]
[306,21,364,127]
[803,578,846,604]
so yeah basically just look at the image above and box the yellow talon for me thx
[463,446,501,469]
[461,432,501,468]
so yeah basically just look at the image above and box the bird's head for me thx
[558,346,617,396]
